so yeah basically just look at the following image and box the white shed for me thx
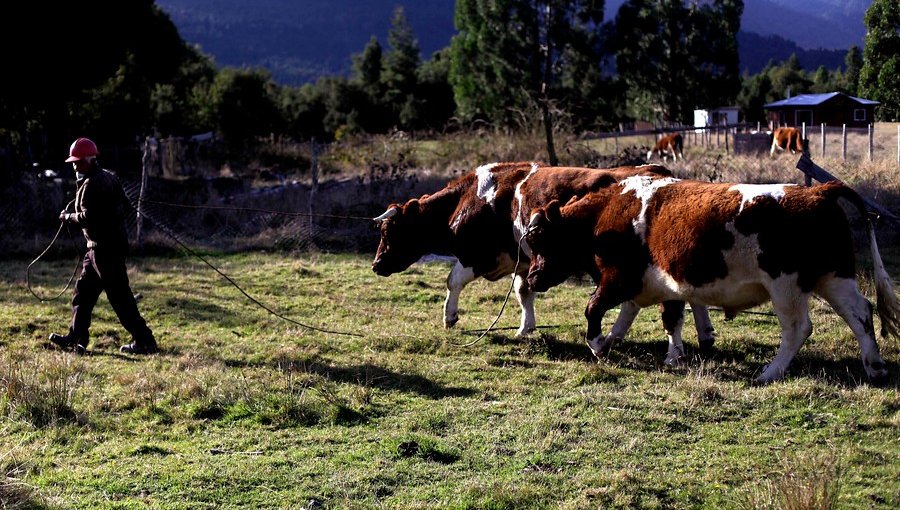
[694,106,740,127]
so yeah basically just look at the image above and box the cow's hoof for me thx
[515,327,536,338]
[443,315,458,329]
[664,353,686,366]
[866,364,889,386]
[752,366,781,386]
[698,338,715,356]
[588,336,614,359]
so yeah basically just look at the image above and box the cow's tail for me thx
[867,222,900,338]
[825,182,900,338]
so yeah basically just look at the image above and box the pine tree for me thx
[382,6,422,130]
[859,0,900,120]
[613,0,742,125]
[842,46,863,96]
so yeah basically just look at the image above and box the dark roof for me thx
[764,92,880,108]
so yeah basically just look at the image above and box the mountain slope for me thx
[156,0,865,86]
[156,0,455,85]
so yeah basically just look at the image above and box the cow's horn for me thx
[373,207,398,222]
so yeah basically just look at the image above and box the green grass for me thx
[1,252,898,509]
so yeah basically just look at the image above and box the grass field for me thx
[2,250,898,509]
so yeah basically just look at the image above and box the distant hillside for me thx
[156,0,867,86]
[155,0,456,85]
[739,0,867,51]
[737,32,847,75]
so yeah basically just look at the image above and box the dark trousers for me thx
[69,247,154,346]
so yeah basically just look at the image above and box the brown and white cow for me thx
[646,133,684,163]
[524,176,899,383]
[769,127,806,157]
[372,162,716,353]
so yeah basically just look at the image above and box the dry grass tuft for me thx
[0,349,83,427]
[736,450,843,510]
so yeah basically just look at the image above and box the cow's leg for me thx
[661,300,687,365]
[691,303,716,353]
[444,262,477,329]
[584,285,633,359]
[513,273,536,337]
[817,278,888,382]
[756,288,813,384]
[601,300,642,354]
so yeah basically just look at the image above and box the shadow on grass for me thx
[224,357,476,399]
[162,296,254,327]
[535,331,900,388]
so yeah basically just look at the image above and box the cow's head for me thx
[371,199,429,276]
[523,200,573,293]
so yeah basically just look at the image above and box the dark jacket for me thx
[68,165,131,252]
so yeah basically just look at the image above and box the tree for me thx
[451,0,613,162]
[842,46,863,96]
[614,0,743,125]
[859,0,900,120]
[201,68,283,157]
[737,68,774,123]
[416,48,457,132]
[382,6,422,130]
[767,54,812,99]
[809,65,836,94]
[0,1,212,172]
[451,0,531,126]
[350,36,391,133]
[353,36,384,99]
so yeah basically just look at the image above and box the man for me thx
[49,137,158,355]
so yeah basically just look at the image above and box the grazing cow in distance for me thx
[524,176,899,384]
[770,126,807,157]
[372,162,716,354]
[647,133,684,163]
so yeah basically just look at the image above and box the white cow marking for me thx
[476,162,500,207]
[729,183,795,212]
[619,175,680,241]
[512,163,540,250]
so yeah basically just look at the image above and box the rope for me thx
[450,230,531,347]
[133,206,363,337]
[25,222,82,302]
[28,188,361,337]
[25,199,82,302]
[143,199,375,221]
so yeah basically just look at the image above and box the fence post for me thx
[897,125,899,164]
[868,124,874,161]
[724,123,729,153]
[309,138,319,239]
[842,124,847,161]
[136,136,152,251]
[614,132,619,155]
[802,122,806,140]
[820,123,826,158]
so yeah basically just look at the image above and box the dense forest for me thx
[1,0,897,176]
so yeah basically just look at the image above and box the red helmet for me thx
[65,137,99,163]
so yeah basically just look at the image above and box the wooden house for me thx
[764,92,879,129]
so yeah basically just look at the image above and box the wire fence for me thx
[4,123,899,262]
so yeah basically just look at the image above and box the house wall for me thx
[765,96,875,129]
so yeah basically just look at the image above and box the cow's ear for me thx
[546,199,562,223]
[405,199,422,216]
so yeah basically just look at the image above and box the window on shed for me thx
[854,109,866,121]
[794,110,813,127]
